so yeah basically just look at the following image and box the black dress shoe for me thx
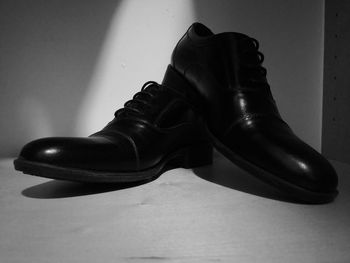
[14,80,213,183]
[163,22,338,203]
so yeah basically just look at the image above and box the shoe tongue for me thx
[188,22,255,48]
[217,31,255,49]
[188,22,214,39]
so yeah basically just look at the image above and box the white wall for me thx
[0,0,324,157]
[75,0,195,136]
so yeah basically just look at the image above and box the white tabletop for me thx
[1,153,349,263]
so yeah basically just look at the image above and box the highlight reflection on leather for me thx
[167,22,338,202]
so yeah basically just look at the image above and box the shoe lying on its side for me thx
[14,80,213,183]
[164,22,338,203]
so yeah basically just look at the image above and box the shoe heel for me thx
[169,143,213,169]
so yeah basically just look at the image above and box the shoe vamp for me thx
[221,118,335,190]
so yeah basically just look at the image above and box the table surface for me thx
[1,153,350,263]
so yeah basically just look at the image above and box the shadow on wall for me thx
[193,0,325,151]
[0,0,121,157]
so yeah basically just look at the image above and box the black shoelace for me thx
[240,37,268,86]
[114,81,161,119]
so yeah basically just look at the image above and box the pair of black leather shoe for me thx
[14,23,338,203]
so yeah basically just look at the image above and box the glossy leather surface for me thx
[19,81,209,172]
[170,23,338,193]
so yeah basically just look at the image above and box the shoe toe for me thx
[19,137,68,165]
[289,150,338,193]
[18,136,137,171]
[224,121,338,198]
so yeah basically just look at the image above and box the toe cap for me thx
[19,137,67,164]
[288,150,338,193]
[18,136,137,171]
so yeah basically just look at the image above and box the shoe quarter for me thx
[154,98,197,129]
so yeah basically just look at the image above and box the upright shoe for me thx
[14,80,213,182]
[163,22,338,203]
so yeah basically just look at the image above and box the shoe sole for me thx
[14,143,213,183]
